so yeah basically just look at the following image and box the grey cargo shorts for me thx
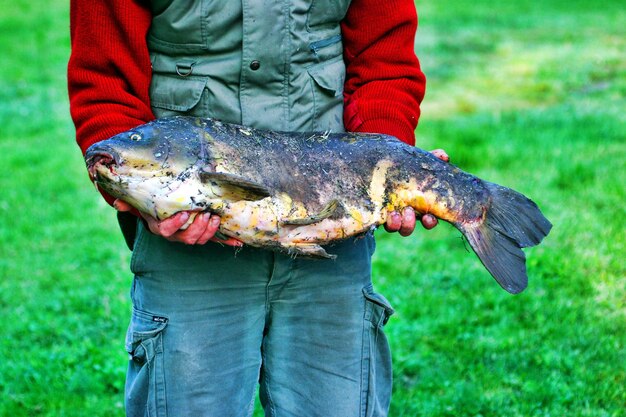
[124,221,394,417]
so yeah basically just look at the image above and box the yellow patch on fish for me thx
[277,192,296,214]
[203,131,215,143]
[410,194,428,212]
[368,159,394,209]
[278,193,309,221]
[387,178,420,209]
[385,177,457,220]
[248,208,259,228]
[348,208,364,226]
[385,192,400,212]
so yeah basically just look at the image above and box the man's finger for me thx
[398,207,416,236]
[420,213,439,230]
[143,215,161,236]
[176,212,211,244]
[384,211,402,232]
[113,199,133,212]
[430,148,450,162]
[210,236,244,247]
[157,211,191,237]
[196,214,221,245]
[198,214,244,247]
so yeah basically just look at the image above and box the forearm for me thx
[341,0,426,145]
[68,0,155,155]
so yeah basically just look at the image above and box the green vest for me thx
[147,0,351,132]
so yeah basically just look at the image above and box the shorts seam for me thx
[360,296,369,417]
[260,346,276,417]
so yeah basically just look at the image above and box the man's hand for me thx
[429,148,449,163]
[384,148,450,236]
[384,208,439,234]
[114,199,243,246]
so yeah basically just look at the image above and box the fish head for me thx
[85,117,209,218]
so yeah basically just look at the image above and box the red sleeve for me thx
[67,0,155,156]
[341,0,426,146]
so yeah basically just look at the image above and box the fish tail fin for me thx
[460,182,552,294]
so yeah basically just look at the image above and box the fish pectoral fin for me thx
[285,243,337,259]
[281,199,339,226]
[199,171,271,202]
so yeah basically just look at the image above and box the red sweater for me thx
[68,0,425,154]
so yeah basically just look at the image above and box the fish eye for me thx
[130,133,142,141]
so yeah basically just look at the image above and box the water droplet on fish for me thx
[155,152,162,157]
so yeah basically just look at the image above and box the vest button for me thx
[249,60,261,71]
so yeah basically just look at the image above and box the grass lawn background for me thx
[0,1,624,416]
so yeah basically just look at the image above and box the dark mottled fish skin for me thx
[85,116,552,294]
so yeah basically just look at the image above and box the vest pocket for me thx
[307,0,351,29]
[306,56,346,131]
[125,307,169,417]
[309,33,342,62]
[150,72,208,117]
[148,0,206,51]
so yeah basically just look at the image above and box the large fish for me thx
[85,116,551,294]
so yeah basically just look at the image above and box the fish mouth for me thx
[86,148,121,182]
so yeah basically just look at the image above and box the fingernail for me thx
[179,212,190,222]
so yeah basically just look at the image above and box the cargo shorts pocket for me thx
[361,284,395,417]
[125,307,169,417]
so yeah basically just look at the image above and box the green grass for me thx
[0,1,624,416]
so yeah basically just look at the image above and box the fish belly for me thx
[217,196,385,256]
